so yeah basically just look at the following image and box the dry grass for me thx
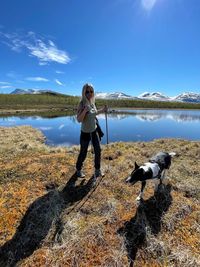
[0,126,200,266]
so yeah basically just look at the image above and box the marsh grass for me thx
[0,126,199,266]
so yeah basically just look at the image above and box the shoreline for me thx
[0,106,200,117]
[0,107,75,115]
[0,125,199,152]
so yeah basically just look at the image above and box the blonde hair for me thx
[81,83,95,105]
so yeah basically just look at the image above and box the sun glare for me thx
[141,0,158,11]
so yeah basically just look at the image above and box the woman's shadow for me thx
[0,173,95,266]
[118,183,172,267]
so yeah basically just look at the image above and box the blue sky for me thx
[0,0,200,97]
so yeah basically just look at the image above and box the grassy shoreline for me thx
[0,108,75,118]
[0,126,199,266]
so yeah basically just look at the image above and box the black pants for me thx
[76,130,101,171]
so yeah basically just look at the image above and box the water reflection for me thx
[107,110,200,122]
[0,109,200,145]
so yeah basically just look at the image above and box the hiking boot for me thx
[76,170,85,178]
[94,169,104,178]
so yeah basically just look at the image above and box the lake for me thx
[0,109,200,146]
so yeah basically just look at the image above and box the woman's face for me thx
[85,86,94,101]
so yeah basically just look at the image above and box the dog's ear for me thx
[135,162,140,169]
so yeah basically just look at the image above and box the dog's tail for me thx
[169,152,176,157]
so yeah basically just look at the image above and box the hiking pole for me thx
[105,109,109,145]
[104,107,111,174]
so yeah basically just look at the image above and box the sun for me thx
[141,0,158,11]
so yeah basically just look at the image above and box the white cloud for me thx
[0,32,26,52]
[26,77,49,82]
[0,81,10,85]
[0,81,13,89]
[6,71,18,78]
[0,31,71,65]
[0,85,13,89]
[55,79,64,86]
[56,70,65,74]
[141,0,157,10]
[28,39,70,65]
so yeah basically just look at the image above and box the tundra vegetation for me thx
[0,126,199,266]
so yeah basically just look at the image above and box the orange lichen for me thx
[0,127,200,266]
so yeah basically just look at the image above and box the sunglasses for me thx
[86,90,93,94]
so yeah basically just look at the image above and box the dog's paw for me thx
[135,196,143,206]
[136,192,144,202]
[136,196,141,201]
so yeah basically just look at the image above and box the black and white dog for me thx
[126,152,176,201]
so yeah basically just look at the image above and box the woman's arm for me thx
[77,103,89,123]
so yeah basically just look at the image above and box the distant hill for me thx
[10,89,61,96]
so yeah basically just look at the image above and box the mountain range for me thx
[10,89,200,103]
[10,89,56,95]
[96,91,200,103]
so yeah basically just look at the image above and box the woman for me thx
[76,83,107,178]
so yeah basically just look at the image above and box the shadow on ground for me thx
[0,173,95,266]
[118,183,172,267]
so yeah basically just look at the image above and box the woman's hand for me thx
[83,105,90,113]
[77,105,90,123]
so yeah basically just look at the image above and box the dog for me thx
[126,152,176,201]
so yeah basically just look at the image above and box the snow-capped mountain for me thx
[10,89,58,95]
[10,88,200,103]
[95,92,136,99]
[138,92,171,101]
[96,91,200,103]
[10,89,31,94]
[173,92,200,103]
[96,91,171,101]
